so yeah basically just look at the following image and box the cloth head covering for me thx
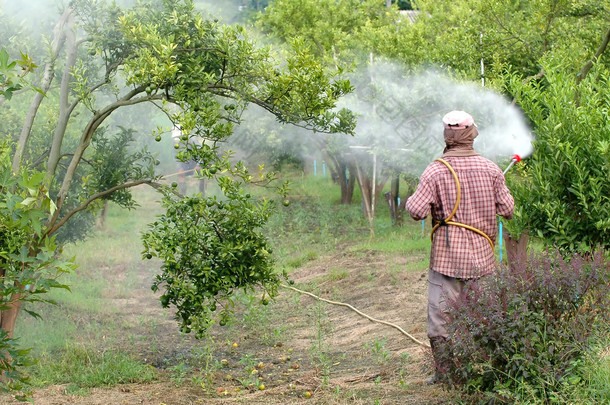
[441,111,479,157]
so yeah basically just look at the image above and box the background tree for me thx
[258,0,403,210]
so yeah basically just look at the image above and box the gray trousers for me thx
[427,269,480,339]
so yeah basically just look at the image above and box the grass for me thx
[325,266,349,282]
[568,342,610,404]
[14,186,165,389]
[29,345,156,391]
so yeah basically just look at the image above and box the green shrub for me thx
[437,250,609,404]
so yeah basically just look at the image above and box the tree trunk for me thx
[12,7,71,172]
[503,232,529,270]
[385,191,397,223]
[47,11,77,179]
[309,133,356,205]
[0,292,23,340]
[355,164,373,221]
[323,152,355,205]
[338,161,356,204]
[97,200,109,229]
[0,287,23,381]
[390,173,401,224]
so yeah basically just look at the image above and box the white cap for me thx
[442,110,476,130]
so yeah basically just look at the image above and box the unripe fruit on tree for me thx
[171,182,178,188]
[145,253,152,259]
[155,135,162,142]
[181,134,188,141]
[174,143,180,149]
[283,200,290,207]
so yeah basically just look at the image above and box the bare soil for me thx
[2,243,453,405]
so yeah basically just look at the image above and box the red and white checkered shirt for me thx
[406,156,514,279]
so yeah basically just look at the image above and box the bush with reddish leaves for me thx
[436,250,609,404]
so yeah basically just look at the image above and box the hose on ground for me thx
[282,284,430,348]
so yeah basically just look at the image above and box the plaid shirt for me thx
[406,156,514,279]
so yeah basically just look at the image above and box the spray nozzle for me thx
[503,154,523,175]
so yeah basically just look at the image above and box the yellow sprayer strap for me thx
[430,158,494,250]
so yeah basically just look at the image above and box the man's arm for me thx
[406,177,434,221]
[495,174,514,219]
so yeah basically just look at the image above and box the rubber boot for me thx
[426,337,446,385]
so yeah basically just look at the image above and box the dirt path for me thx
[2,244,451,405]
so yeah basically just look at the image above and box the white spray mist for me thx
[339,62,534,175]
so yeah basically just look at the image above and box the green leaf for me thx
[19,197,36,207]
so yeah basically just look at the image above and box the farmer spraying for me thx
[405,110,514,384]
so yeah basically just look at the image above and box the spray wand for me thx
[503,154,522,175]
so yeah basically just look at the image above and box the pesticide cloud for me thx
[339,62,534,174]
[231,61,535,177]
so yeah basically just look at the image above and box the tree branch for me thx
[45,179,153,237]
[541,0,560,54]
[47,89,163,229]
[488,12,538,55]
[66,60,123,116]
[576,26,610,85]
[206,83,339,134]
[30,149,51,169]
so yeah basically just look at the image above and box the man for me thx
[405,110,514,384]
